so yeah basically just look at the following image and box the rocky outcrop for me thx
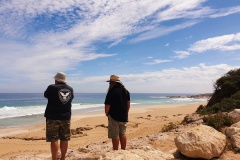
[226,121,240,152]
[228,109,240,122]
[183,113,203,124]
[175,125,226,159]
[5,111,240,160]
[225,109,240,152]
[75,132,174,159]
[99,148,174,160]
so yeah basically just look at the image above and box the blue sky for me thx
[0,0,240,93]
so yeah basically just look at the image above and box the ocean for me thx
[0,93,207,128]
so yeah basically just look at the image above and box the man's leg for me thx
[112,138,119,150]
[108,116,120,150]
[60,140,68,160]
[51,141,59,160]
[119,134,127,150]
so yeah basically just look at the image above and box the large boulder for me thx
[175,125,226,159]
[226,121,240,152]
[183,113,203,124]
[228,109,240,122]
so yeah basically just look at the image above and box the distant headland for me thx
[167,93,212,99]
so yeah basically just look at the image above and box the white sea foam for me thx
[72,103,103,109]
[130,103,139,105]
[172,98,207,102]
[150,96,167,99]
[0,106,45,119]
[0,103,104,119]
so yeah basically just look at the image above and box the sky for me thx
[0,0,240,93]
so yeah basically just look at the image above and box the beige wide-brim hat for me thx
[106,75,121,82]
[54,72,67,83]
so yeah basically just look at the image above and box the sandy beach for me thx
[1,102,239,159]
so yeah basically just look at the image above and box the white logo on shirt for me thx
[58,89,71,104]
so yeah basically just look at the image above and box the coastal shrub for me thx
[205,68,240,112]
[199,90,240,115]
[203,113,237,131]
[196,104,205,113]
[161,122,178,132]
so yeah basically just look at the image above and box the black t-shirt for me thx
[44,83,74,120]
[104,84,130,122]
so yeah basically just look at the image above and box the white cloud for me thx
[0,40,114,80]
[209,6,240,18]
[0,0,210,82]
[189,32,240,53]
[0,0,229,44]
[73,64,240,93]
[145,59,172,65]
[165,43,170,46]
[156,0,213,21]
[0,1,238,47]
[0,1,240,93]
[174,51,191,59]
[108,39,124,48]
[130,21,199,43]
[173,32,240,59]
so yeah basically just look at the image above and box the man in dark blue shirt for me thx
[44,72,74,160]
[104,75,130,150]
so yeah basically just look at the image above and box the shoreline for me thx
[0,102,204,129]
[0,104,184,137]
[0,92,208,125]
[0,102,206,159]
[0,102,203,138]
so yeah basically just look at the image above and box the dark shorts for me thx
[108,115,127,139]
[46,119,70,142]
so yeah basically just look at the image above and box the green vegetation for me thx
[162,69,240,133]
[196,104,205,113]
[197,68,240,115]
[198,90,240,114]
[161,122,178,132]
[194,68,240,131]
[202,113,237,131]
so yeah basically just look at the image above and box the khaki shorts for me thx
[108,115,127,139]
[46,119,70,142]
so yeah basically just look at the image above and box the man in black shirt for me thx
[44,72,74,160]
[104,75,130,150]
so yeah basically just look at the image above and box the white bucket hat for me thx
[106,75,120,82]
[54,72,67,83]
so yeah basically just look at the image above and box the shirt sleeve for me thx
[104,91,112,105]
[127,91,130,101]
[44,86,50,98]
